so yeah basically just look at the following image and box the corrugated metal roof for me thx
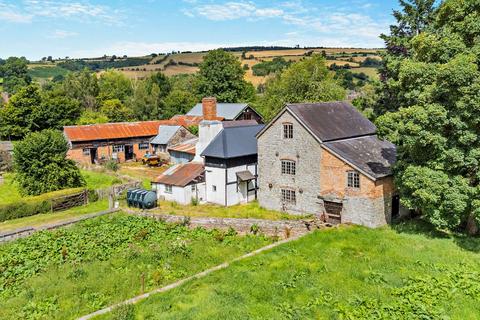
[169,115,208,126]
[168,138,198,155]
[187,103,248,120]
[324,135,396,180]
[150,126,181,145]
[153,162,204,187]
[201,124,264,159]
[287,102,377,142]
[64,120,176,142]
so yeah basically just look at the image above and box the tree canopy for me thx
[0,57,31,94]
[196,49,255,103]
[255,54,346,120]
[375,0,480,234]
[13,129,85,196]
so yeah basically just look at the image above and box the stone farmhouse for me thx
[256,102,397,227]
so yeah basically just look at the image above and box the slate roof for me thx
[153,162,204,187]
[187,103,249,120]
[150,126,181,145]
[201,124,265,159]
[222,120,258,128]
[324,135,396,179]
[286,102,377,142]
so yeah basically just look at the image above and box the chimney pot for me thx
[202,97,217,121]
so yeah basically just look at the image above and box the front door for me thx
[125,145,134,161]
[324,201,343,224]
[90,148,98,164]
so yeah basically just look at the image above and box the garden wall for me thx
[128,210,329,239]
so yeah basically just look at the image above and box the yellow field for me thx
[326,60,361,67]
[352,67,380,80]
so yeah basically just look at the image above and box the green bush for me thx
[0,198,51,222]
[104,160,119,172]
[87,189,99,203]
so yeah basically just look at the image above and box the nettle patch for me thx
[0,214,272,319]
[274,263,480,319]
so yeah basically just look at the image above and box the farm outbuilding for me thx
[152,162,205,205]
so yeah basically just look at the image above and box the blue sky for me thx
[0,0,400,60]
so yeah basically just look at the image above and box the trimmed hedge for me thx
[0,188,99,223]
[0,199,51,222]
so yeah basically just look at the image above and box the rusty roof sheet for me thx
[287,102,377,142]
[64,120,183,142]
[170,114,224,126]
[168,138,198,155]
[153,162,204,187]
[324,135,396,180]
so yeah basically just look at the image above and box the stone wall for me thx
[258,110,322,215]
[127,210,328,239]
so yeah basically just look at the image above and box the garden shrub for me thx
[0,199,51,222]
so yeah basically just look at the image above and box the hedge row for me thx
[0,188,98,223]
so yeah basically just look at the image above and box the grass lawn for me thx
[0,199,109,233]
[99,220,480,319]
[0,170,121,206]
[118,162,167,189]
[147,200,308,221]
[0,213,272,319]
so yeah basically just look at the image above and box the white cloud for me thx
[47,29,78,39]
[0,0,123,25]
[0,2,32,22]
[183,0,390,47]
[184,1,284,21]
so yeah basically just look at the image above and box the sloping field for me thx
[101,222,480,319]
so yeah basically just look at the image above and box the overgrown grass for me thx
[99,222,480,319]
[0,213,273,319]
[0,199,109,232]
[0,170,121,206]
[148,200,308,221]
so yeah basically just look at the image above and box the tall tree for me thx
[0,85,41,139]
[98,70,133,103]
[0,57,31,94]
[196,49,254,102]
[0,84,80,139]
[374,0,437,116]
[13,129,85,196]
[376,0,480,234]
[63,69,99,110]
[255,54,346,120]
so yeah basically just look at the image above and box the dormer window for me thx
[283,123,293,139]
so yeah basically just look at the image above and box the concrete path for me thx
[78,231,312,320]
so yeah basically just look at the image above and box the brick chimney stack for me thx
[202,97,217,120]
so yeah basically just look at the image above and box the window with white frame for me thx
[191,184,196,192]
[281,160,296,175]
[281,189,296,204]
[283,123,293,139]
[165,185,172,193]
[112,145,124,153]
[347,171,360,188]
[82,148,90,156]
[138,143,149,150]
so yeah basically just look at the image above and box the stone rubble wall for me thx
[126,209,332,239]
